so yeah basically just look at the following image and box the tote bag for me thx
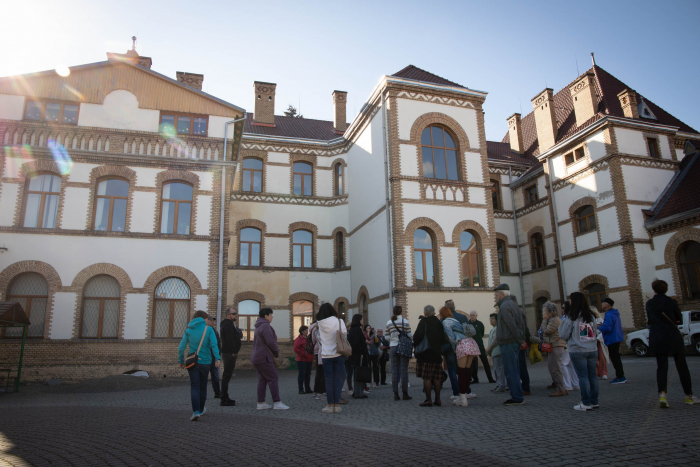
[335,317,352,357]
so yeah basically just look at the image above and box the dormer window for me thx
[637,99,657,120]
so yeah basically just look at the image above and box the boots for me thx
[453,393,469,407]
[394,392,401,401]
[402,391,412,400]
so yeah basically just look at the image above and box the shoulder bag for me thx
[335,317,353,357]
[354,355,372,383]
[463,322,477,338]
[184,327,208,369]
[260,336,283,369]
[393,319,413,357]
[414,320,430,356]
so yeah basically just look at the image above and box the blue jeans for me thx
[210,352,220,394]
[390,347,410,393]
[570,351,599,406]
[518,348,531,392]
[444,350,460,396]
[187,364,210,413]
[297,361,312,392]
[322,356,346,404]
[501,342,523,402]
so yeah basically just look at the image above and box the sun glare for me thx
[55,66,70,77]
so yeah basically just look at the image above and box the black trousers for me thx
[470,341,495,382]
[313,359,326,394]
[607,342,625,378]
[379,354,387,384]
[220,353,237,400]
[369,355,380,384]
[656,350,693,395]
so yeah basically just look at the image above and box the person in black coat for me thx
[219,308,243,406]
[646,280,698,407]
[413,305,448,407]
[347,314,370,399]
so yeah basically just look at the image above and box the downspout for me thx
[509,166,526,309]
[217,113,246,331]
[381,91,395,310]
[547,157,568,299]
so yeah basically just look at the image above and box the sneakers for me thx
[199,407,206,416]
[610,377,627,384]
[338,398,348,405]
[334,406,343,413]
[684,395,699,405]
[273,401,290,410]
[659,394,669,408]
[549,391,567,397]
[450,395,459,401]
[503,399,524,406]
[591,404,599,409]
[321,405,334,413]
[214,391,221,399]
[220,398,236,407]
[314,393,321,400]
[573,402,592,411]
[602,375,608,380]
[256,402,272,410]
[465,393,477,399]
[190,411,200,421]
[453,394,468,407]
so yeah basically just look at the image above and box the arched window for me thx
[414,228,436,286]
[292,230,313,268]
[242,158,263,193]
[680,241,700,299]
[497,239,508,273]
[160,182,193,235]
[153,278,190,338]
[240,228,262,267]
[293,300,313,336]
[3,273,48,338]
[80,275,120,338]
[359,294,368,327]
[586,283,607,310]
[238,299,260,341]
[460,230,481,287]
[293,162,313,196]
[334,163,344,196]
[535,296,548,330]
[532,233,545,269]
[491,179,501,210]
[576,205,596,234]
[335,232,345,268]
[421,125,459,180]
[337,301,347,323]
[94,178,129,231]
[23,173,61,228]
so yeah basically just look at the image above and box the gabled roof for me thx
[243,114,347,141]
[502,65,699,158]
[646,148,700,226]
[486,141,539,165]
[391,65,466,89]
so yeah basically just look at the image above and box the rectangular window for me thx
[524,185,538,205]
[44,103,61,122]
[575,147,585,161]
[159,113,207,136]
[564,152,574,165]
[647,138,659,158]
[177,116,191,134]
[160,115,175,133]
[24,100,79,124]
[25,101,42,120]
[62,104,79,123]
[193,117,207,135]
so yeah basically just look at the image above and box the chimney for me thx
[569,72,598,127]
[106,37,151,69]
[507,113,524,153]
[332,90,347,133]
[253,81,276,126]
[176,72,203,91]
[137,56,152,69]
[531,88,558,153]
[617,88,639,119]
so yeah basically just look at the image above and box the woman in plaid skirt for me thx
[413,305,448,407]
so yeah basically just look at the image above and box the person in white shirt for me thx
[385,305,413,401]
[317,303,348,414]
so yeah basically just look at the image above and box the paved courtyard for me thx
[1,356,698,467]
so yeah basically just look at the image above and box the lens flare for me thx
[62,83,84,100]
[56,66,70,77]
[48,139,73,175]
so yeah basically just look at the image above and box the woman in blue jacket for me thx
[598,298,626,384]
[178,310,221,421]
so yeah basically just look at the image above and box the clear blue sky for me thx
[2,0,699,141]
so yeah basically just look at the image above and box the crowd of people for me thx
[177,279,699,420]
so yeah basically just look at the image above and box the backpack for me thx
[392,318,413,357]
[305,328,316,355]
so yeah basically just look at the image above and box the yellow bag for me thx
[529,343,543,364]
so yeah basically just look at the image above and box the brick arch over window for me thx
[86,165,137,231]
[233,291,266,310]
[236,219,267,267]
[289,221,319,268]
[154,170,201,235]
[451,220,490,245]
[663,227,700,303]
[15,159,68,228]
[495,232,510,273]
[532,290,551,329]
[578,274,610,292]
[334,296,350,311]
[290,154,317,197]
[404,218,444,287]
[409,112,473,181]
[356,285,370,314]
[568,196,598,220]
[70,263,133,339]
[288,291,319,337]
[332,226,348,268]
[0,260,62,339]
[527,226,547,270]
[452,220,491,288]
[143,266,203,339]
[332,158,348,196]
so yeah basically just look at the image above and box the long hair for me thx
[391,306,402,321]
[562,301,571,317]
[438,306,452,320]
[569,292,594,323]
[316,302,337,321]
[350,314,363,327]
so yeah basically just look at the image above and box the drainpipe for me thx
[381,91,395,312]
[510,166,526,309]
[217,114,246,331]
[546,157,568,299]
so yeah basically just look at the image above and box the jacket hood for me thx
[188,317,206,329]
[319,316,342,333]
[255,317,269,328]
[606,308,620,316]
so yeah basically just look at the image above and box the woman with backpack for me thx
[558,292,599,411]
[440,306,479,407]
[177,310,221,421]
[385,306,412,401]
[317,303,348,413]
[413,305,448,407]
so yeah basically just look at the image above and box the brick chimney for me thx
[569,72,598,127]
[333,90,347,133]
[617,88,639,119]
[254,81,276,126]
[531,88,557,153]
[507,113,524,153]
[176,72,203,91]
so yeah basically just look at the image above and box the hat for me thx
[206,315,215,320]
[602,298,614,307]
[493,283,510,292]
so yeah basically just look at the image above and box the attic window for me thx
[637,99,657,120]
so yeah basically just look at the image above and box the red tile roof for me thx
[391,65,466,88]
[649,150,700,223]
[243,114,346,141]
[486,141,539,165]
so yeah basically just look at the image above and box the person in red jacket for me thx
[294,325,315,394]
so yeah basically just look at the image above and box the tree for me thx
[284,105,303,118]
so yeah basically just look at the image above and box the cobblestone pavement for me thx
[1,356,698,467]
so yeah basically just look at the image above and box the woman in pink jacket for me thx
[294,325,314,394]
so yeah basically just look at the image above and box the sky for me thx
[2,0,699,141]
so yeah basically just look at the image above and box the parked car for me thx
[625,310,700,357]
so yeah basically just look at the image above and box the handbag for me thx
[184,327,208,369]
[261,338,282,369]
[463,322,476,338]
[414,320,430,356]
[305,329,316,355]
[541,342,553,353]
[393,319,413,357]
[335,317,352,358]
[354,355,372,383]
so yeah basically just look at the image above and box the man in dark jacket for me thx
[219,307,242,406]
[206,315,222,399]
[599,298,626,384]
[468,311,496,384]
[494,284,526,406]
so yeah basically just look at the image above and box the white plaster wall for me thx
[465,154,483,183]
[500,185,512,211]
[0,94,25,120]
[288,270,351,311]
[400,144,419,176]
[441,246,460,287]
[0,183,18,226]
[264,237,289,267]
[349,210,390,304]
[651,231,675,266]
[630,204,651,239]
[67,163,99,183]
[537,176,547,200]
[576,231,598,251]
[244,202,347,236]
[636,244,657,299]
[468,187,486,205]
[367,298,390,332]
[124,293,148,339]
[194,171,214,192]
[655,268,675,296]
[615,128,647,156]
[563,246,627,289]
[658,135,671,159]
[405,245,413,287]
[622,166,675,202]
[49,292,77,339]
[554,168,614,220]
[195,295,208,311]
[195,195,211,235]
[396,98,480,149]
[265,165,290,194]
[61,187,89,230]
[597,207,620,244]
[484,248,493,287]
[317,238,333,268]
[2,157,23,178]
[494,218,516,244]
[78,90,159,132]
[401,181,421,199]
[267,152,290,164]
[402,204,488,238]
[131,192,156,233]
[508,248,520,273]
[316,156,333,168]
[207,116,236,139]
[586,130,607,163]
[675,148,685,160]
[131,167,161,187]
[559,223,576,256]
[315,169,332,197]
[545,237,556,267]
